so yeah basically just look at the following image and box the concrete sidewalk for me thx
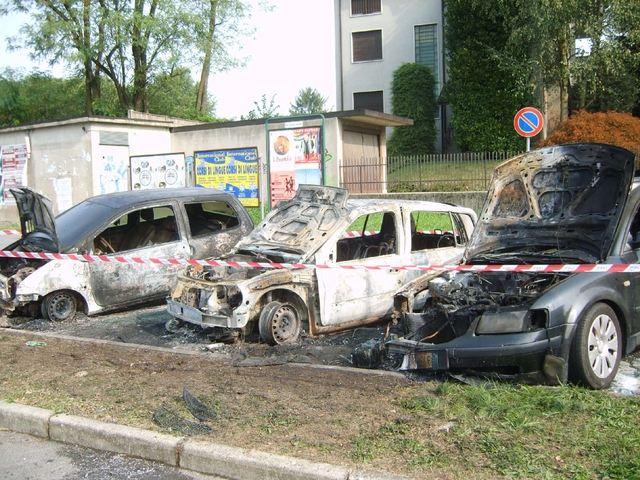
[0,400,408,480]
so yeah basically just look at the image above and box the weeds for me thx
[355,381,640,478]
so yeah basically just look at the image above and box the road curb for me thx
[0,401,408,479]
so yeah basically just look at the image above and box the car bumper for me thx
[166,299,249,329]
[386,328,565,375]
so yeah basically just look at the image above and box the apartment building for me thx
[334,0,447,151]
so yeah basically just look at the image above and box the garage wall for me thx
[170,118,343,192]
[0,119,174,226]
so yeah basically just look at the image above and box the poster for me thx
[268,127,322,207]
[130,153,186,190]
[1,144,28,205]
[194,147,259,207]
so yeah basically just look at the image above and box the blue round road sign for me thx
[514,107,544,137]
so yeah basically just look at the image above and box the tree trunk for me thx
[196,0,218,115]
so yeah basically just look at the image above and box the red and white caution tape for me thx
[2,249,640,272]
[0,230,21,236]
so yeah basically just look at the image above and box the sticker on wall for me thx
[130,153,186,190]
[268,127,322,207]
[1,144,28,205]
[194,147,259,207]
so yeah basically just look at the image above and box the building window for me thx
[415,24,440,118]
[351,0,381,16]
[354,91,384,112]
[415,24,439,85]
[352,30,382,62]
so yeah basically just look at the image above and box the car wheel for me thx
[41,291,77,322]
[569,303,622,389]
[258,301,301,345]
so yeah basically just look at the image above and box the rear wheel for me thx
[258,301,301,345]
[569,303,622,389]
[41,291,77,322]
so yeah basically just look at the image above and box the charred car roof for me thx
[466,143,635,264]
[13,187,242,252]
[236,185,474,261]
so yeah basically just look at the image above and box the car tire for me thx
[569,303,622,389]
[41,291,77,322]
[258,301,301,345]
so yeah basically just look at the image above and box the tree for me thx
[242,94,280,120]
[444,0,538,151]
[443,0,640,151]
[187,0,257,116]
[386,63,438,156]
[288,87,328,115]
[2,0,256,115]
[148,67,217,121]
[0,68,86,126]
[535,110,640,154]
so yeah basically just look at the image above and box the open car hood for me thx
[466,143,635,264]
[11,186,60,252]
[235,185,350,260]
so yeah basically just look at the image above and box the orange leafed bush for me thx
[536,110,640,155]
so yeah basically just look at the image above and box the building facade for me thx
[334,0,446,151]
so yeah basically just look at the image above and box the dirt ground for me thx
[0,306,459,479]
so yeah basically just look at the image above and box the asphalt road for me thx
[0,429,223,480]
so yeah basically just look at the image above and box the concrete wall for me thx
[0,118,174,225]
[351,191,488,214]
[170,118,345,190]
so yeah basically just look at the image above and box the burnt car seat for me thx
[120,209,156,250]
[151,216,178,244]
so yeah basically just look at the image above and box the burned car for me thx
[386,143,640,389]
[166,185,477,344]
[0,187,253,321]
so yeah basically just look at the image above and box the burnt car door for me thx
[183,200,250,258]
[87,203,190,306]
[314,208,407,326]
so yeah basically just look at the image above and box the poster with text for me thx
[269,127,322,207]
[130,153,186,190]
[1,144,28,205]
[194,147,259,207]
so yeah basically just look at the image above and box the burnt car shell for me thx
[0,187,253,321]
[168,184,477,344]
[386,143,638,388]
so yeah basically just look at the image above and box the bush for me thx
[536,110,640,155]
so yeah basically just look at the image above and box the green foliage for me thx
[0,68,86,126]
[444,0,640,151]
[148,67,217,121]
[2,0,255,116]
[242,94,280,120]
[387,63,438,156]
[288,87,329,115]
[444,0,536,152]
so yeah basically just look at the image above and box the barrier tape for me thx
[2,249,640,273]
[0,230,20,236]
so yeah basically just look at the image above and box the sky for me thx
[0,0,337,120]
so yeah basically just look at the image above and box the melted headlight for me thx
[227,286,243,308]
[476,308,531,334]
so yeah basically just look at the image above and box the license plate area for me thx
[400,350,449,370]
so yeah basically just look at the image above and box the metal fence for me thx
[340,152,522,194]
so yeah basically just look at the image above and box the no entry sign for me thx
[514,107,544,137]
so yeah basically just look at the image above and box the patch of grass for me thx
[387,159,503,192]
[259,411,298,436]
[385,382,640,478]
[246,207,268,226]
